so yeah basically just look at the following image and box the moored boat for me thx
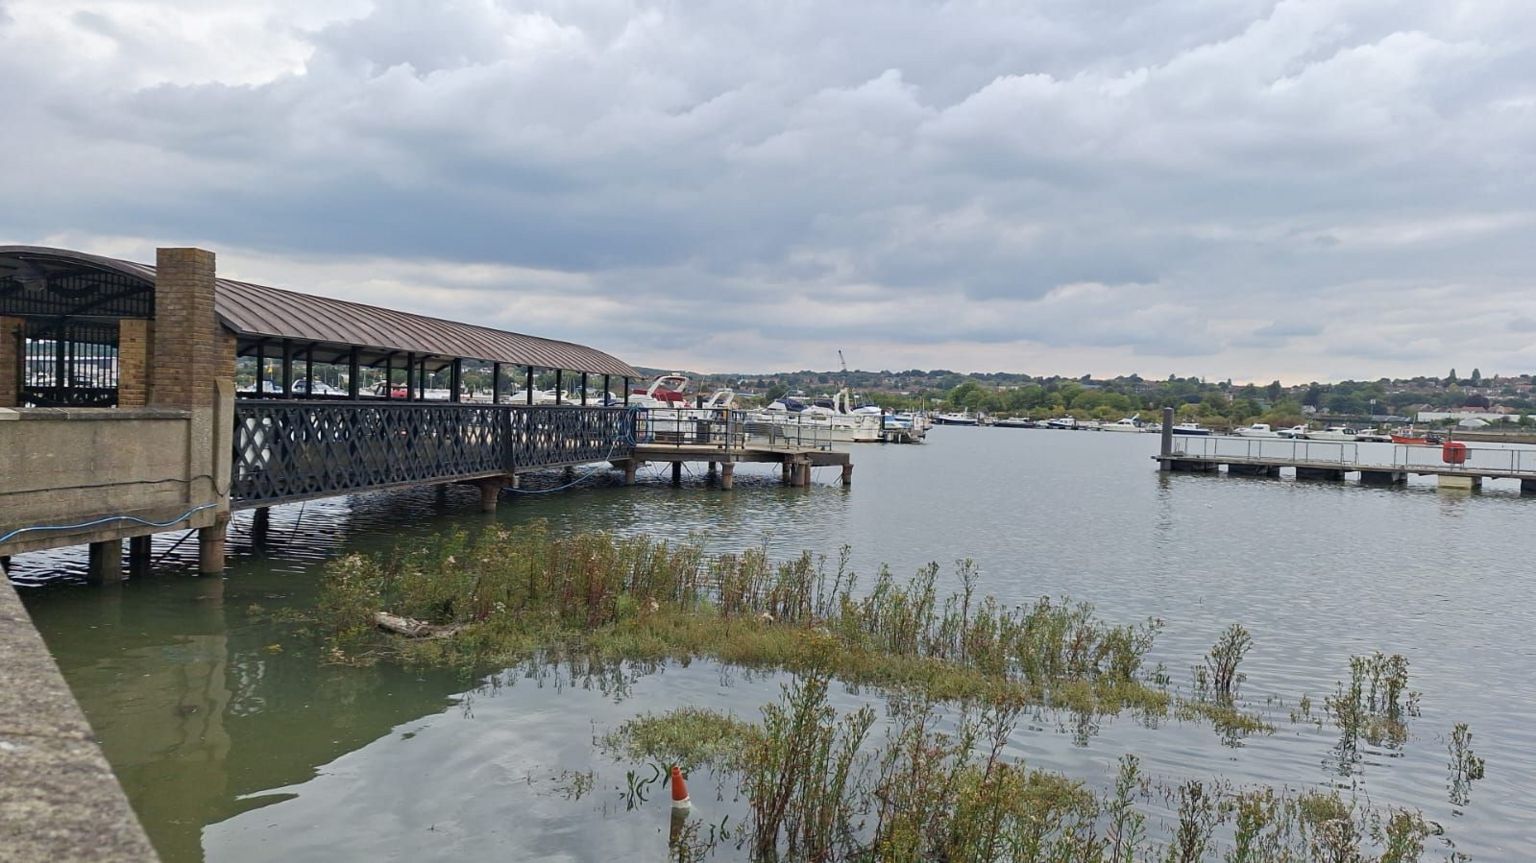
[1100,416,1144,433]
[935,411,979,426]
[1232,423,1282,438]
[1171,422,1212,436]
[1307,425,1359,442]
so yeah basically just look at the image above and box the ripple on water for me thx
[12,430,1536,860]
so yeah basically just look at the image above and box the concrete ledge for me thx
[0,580,159,861]
[10,408,190,422]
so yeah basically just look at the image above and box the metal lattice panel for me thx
[232,402,634,506]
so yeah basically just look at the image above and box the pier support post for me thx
[1159,407,1174,471]
[1359,470,1406,486]
[840,463,853,487]
[707,461,717,477]
[623,461,637,485]
[0,555,10,575]
[478,479,503,513]
[671,462,682,486]
[1438,474,1481,491]
[87,540,123,585]
[1226,463,1279,477]
[1522,478,1536,496]
[781,460,791,484]
[198,516,228,575]
[128,535,153,578]
[720,462,734,490]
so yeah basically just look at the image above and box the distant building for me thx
[1415,409,1518,423]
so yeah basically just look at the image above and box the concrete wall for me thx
[0,407,227,557]
[0,247,234,563]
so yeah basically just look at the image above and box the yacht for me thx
[1232,423,1282,438]
[935,411,979,426]
[1276,425,1310,439]
[1101,416,1143,433]
[1045,417,1077,430]
[1307,425,1359,442]
[1171,422,1212,436]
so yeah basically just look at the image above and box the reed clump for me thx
[604,674,1433,863]
[1326,652,1420,760]
[317,523,1166,713]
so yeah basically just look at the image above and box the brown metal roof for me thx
[0,246,640,378]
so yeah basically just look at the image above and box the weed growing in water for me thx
[602,675,1435,862]
[1203,623,1253,700]
[1446,722,1485,810]
[316,524,1168,716]
[1326,652,1421,769]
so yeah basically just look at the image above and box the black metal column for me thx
[492,362,502,405]
[526,366,534,405]
[555,369,563,405]
[281,340,293,398]
[348,348,360,399]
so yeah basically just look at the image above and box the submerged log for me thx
[373,611,462,639]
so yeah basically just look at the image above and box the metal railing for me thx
[232,402,632,506]
[1391,443,1536,475]
[1169,433,1536,476]
[631,407,745,452]
[630,409,841,452]
[1171,435,1359,464]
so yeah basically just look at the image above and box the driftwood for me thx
[373,611,463,639]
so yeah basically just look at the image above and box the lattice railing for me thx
[232,402,633,506]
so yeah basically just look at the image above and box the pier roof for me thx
[0,245,639,377]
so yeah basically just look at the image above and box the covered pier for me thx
[0,245,641,582]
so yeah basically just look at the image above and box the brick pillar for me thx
[0,315,22,407]
[150,248,219,409]
[117,318,152,408]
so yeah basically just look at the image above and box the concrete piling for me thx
[198,517,228,575]
[128,535,152,578]
[720,462,734,490]
[87,540,123,585]
[671,462,683,486]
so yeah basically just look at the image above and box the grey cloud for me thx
[4,0,1536,379]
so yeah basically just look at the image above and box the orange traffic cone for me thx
[670,765,691,810]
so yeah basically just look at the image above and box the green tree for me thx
[1446,368,1458,386]
[1470,368,1482,385]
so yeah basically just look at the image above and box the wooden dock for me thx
[1152,409,1536,493]
[620,411,852,488]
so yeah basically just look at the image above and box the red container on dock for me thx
[1441,441,1468,465]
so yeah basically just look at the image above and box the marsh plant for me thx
[1202,623,1253,701]
[1326,652,1420,766]
[605,675,1433,863]
[1446,722,1485,810]
[317,524,1166,714]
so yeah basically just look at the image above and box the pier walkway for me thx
[1,245,853,585]
[1154,416,1536,493]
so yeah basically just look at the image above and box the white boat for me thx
[628,374,691,408]
[1045,417,1077,430]
[1171,422,1212,436]
[1231,423,1282,438]
[1307,425,1359,442]
[935,411,978,426]
[994,417,1037,428]
[1354,430,1392,443]
[753,387,883,443]
[1276,424,1309,439]
[1101,416,1143,433]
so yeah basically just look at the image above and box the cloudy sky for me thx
[3,0,1535,382]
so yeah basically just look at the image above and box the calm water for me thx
[13,429,1536,861]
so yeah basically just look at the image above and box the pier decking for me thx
[624,410,852,488]
[1153,411,1536,493]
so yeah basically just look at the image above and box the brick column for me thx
[150,248,219,409]
[0,315,22,407]
[117,318,152,408]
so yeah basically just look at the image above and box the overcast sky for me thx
[3,0,1534,383]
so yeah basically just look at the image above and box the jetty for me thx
[1152,408,1536,492]
[0,245,852,585]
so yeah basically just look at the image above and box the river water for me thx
[12,428,1536,861]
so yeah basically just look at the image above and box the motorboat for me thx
[1307,425,1359,442]
[1171,422,1212,436]
[1045,417,1077,430]
[1101,416,1143,433]
[1391,430,1444,446]
[1231,422,1282,438]
[1354,430,1393,443]
[1276,425,1309,439]
[753,387,883,442]
[629,374,691,408]
[935,411,979,426]
[994,417,1037,428]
